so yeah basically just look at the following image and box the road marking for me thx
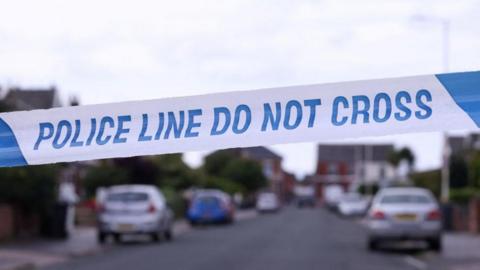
[404,256,427,270]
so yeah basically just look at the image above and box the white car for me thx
[366,187,442,251]
[324,185,344,210]
[337,193,369,217]
[256,192,280,213]
[97,185,174,243]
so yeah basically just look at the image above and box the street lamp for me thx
[410,15,451,202]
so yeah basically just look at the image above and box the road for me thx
[45,207,425,270]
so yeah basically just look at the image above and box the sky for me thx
[0,0,479,178]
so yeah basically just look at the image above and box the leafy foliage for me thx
[411,169,441,198]
[449,154,469,188]
[203,150,267,193]
[0,165,59,213]
[388,147,415,167]
[83,161,129,197]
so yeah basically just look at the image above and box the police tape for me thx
[0,71,479,167]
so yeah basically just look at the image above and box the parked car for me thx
[294,185,316,208]
[187,190,235,225]
[366,187,442,251]
[324,185,344,211]
[337,193,369,217]
[256,192,280,213]
[96,185,174,244]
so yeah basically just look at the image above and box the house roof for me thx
[240,146,282,161]
[3,87,60,111]
[317,144,394,162]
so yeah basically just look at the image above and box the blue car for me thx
[187,190,234,225]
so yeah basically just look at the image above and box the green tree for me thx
[150,154,201,190]
[388,147,415,169]
[468,151,480,188]
[203,150,267,193]
[0,100,10,112]
[449,154,469,188]
[83,161,129,197]
[411,169,441,198]
[203,150,235,176]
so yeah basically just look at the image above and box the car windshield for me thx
[106,192,149,202]
[380,194,432,204]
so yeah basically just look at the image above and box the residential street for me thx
[44,207,429,270]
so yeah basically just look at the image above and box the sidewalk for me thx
[420,232,480,270]
[0,209,257,270]
[0,227,98,270]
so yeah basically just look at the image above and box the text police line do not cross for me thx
[33,89,432,151]
[1,71,477,167]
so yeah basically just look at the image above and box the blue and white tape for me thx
[0,71,479,167]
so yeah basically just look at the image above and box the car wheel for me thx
[113,233,122,244]
[97,232,107,244]
[428,236,442,252]
[151,232,162,242]
[367,238,379,251]
[164,229,173,241]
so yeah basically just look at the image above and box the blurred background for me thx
[0,1,479,270]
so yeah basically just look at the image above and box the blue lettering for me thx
[70,120,84,147]
[53,120,72,149]
[304,99,321,128]
[352,95,370,124]
[113,115,131,144]
[154,113,165,140]
[332,96,349,126]
[34,122,54,150]
[394,91,412,121]
[211,107,231,136]
[139,114,152,142]
[86,118,97,146]
[373,93,392,123]
[164,111,185,139]
[415,89,433,119]
[96,116,114,145]
[185,109,202,138]
[283,100,302,130]
[261,102,281,131]
[233,105,251,134]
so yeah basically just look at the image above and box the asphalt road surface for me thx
[45,207,423,270]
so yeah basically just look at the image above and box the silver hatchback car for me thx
[97,185,174,243]
[366,187,442,251]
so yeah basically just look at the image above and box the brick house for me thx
[225,147,294,202]
[309,144,395,200]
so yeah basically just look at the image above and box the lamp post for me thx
[411,15,451,202]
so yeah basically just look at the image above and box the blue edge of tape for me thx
[0,71,479,167]
[0,118,27,167]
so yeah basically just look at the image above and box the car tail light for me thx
[221,201,230,211]
[96,204,105,213]
[148,203,156,213]
[426,209,441,221]
[371,210,385,220]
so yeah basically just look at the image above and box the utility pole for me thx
[411,15,451,202]
[440,19,451,203]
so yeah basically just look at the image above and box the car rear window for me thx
[107,192,149,202]
[380,194,432,204]
[194,196,220,205]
